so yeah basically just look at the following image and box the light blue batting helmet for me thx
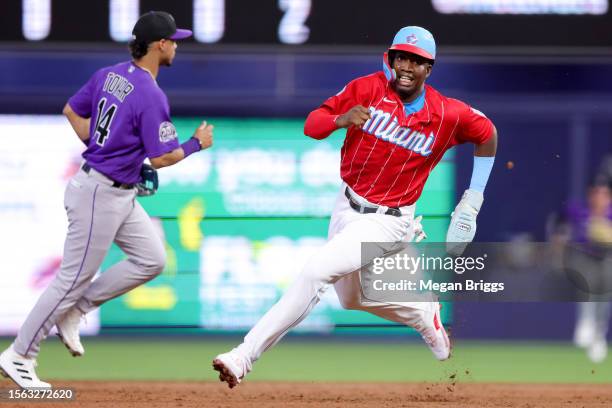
[383,26,436,81]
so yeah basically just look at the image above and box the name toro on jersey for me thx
[321,72,493,208]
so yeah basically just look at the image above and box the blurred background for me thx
[1,0,611,382]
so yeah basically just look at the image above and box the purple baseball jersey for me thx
[68,61,180,184]
[565,201,612,243]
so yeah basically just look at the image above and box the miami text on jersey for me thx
[362,107,435,156]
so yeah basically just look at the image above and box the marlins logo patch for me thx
[159,121,177,142]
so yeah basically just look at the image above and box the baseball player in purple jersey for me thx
[0,11,212,389]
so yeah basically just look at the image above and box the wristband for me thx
[181,137,201,158]
[468,156,495,193]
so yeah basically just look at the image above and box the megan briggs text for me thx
[372,279,505,293]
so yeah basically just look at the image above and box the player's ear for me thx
[157,39,169,52]
[425,63,433,78]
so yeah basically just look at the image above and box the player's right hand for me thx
[194,120,213,150]
[336,105,371,129]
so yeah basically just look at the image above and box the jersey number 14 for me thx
[94,97,117,146]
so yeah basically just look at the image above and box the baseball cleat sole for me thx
[56,333,83,357]
[0,365,24,389]
[212,358,238,389]
[0,367,19,387]
[0,367,17,387]
[442,328,452,360]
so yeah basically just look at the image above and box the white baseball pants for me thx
[236,184,436,363]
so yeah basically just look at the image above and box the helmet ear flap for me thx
[383,52,396,82]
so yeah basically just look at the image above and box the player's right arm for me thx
[62,103,91,144]
[304,76,374,139]
[64,70,100,145]
[304,106,371,140]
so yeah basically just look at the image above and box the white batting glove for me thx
[446,189,484,256]
[412,215,428,243]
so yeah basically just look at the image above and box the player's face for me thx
[391,51,432,102]
[159,39,177,67]
[589,185,612,215]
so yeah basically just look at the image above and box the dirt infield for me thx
[4,381,612,408]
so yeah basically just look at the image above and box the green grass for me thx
[1,338,610,383]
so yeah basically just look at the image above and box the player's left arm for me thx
[446,104,498,255]
[62,103,91,144]
[474,126,497,157]
[149,130,212,169]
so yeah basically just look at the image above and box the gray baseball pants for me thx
[13,167,166,358]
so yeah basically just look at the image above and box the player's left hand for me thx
[194,120,214,150]
[412,215,427,243]
[446,189,483,256]
[136,163,159,196]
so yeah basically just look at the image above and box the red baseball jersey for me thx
[317,71,494,207]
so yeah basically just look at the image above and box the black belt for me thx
[82,163,135,189]
[344,188,402,217]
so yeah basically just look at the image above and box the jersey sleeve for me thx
[320,76,376,114]
[453,99,495,145]
[67,71,99,118]
[139,97,180,158]
[303,108,339,140]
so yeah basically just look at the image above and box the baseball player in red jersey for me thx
[213,26,498,388]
